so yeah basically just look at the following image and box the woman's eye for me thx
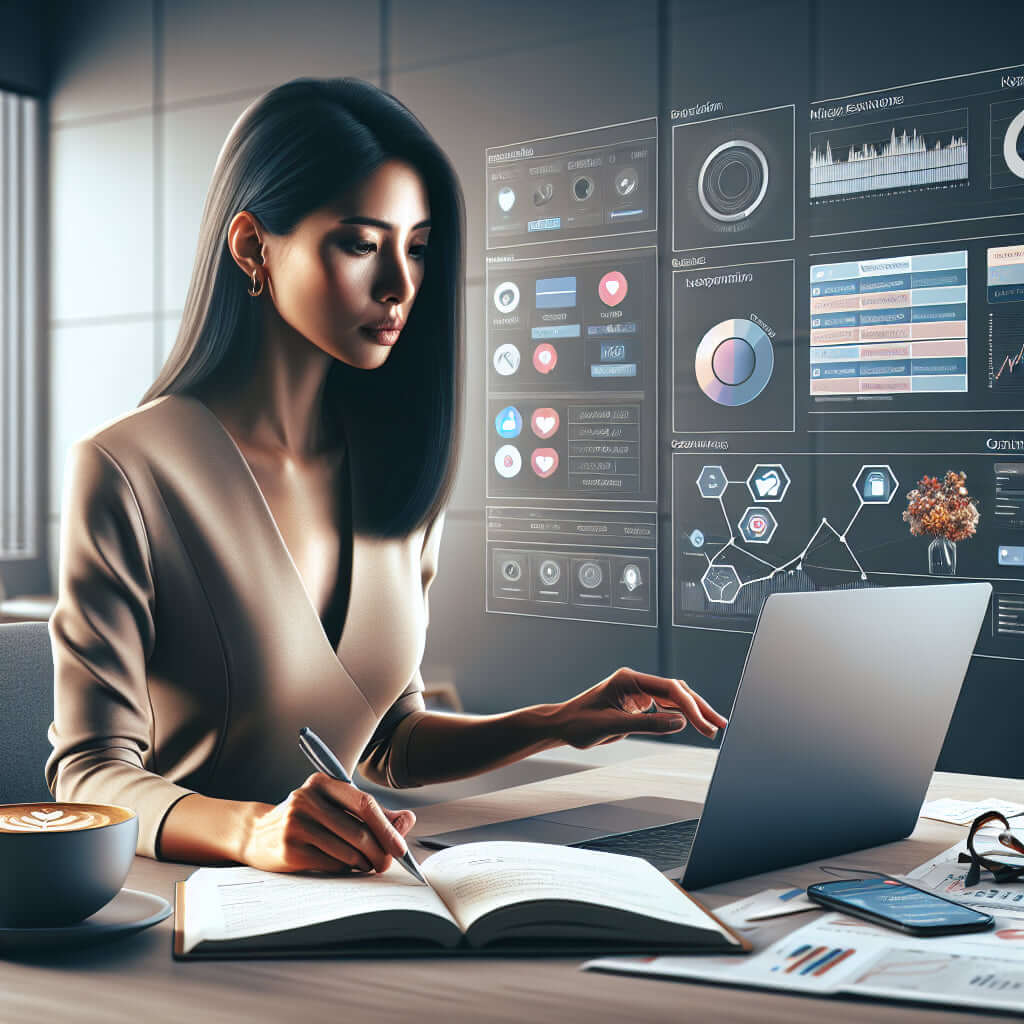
[410,244,428,260]
[346,240,376,255]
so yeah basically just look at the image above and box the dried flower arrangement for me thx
[902,470,980,542]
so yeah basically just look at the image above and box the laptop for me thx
[417,582,992,890]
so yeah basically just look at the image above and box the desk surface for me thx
[2,741,1019,1024]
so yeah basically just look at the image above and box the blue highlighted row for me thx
[811,269,967,297]
[989,283,1024,304]
[811,357,967,379]
[810,251,967,283]
[987,265,1024,286]
[527,217,560,232]
[532,324,581,340]
[590,363,637,378]
[587,322,639,336]
[812,303,966,329]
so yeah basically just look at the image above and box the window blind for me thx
[0,90,39,559]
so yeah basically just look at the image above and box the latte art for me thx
[0,806,113,832]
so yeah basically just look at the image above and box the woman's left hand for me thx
[552,666,729,750]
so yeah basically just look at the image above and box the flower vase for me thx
[928,536,957,576]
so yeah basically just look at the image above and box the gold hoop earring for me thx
[248,268,265,297]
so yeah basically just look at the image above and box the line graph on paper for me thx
[988,313,1024,391]
[810,107,969,200]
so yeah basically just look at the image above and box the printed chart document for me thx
[903,833,1024,919]
[173,841,749,959]
[583,910,1024,1014]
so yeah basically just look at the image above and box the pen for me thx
[298,725,428,885]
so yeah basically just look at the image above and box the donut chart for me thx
[695,318,774,406]
[1003,108,1024,180]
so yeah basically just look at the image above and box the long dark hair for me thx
[140,77,464,538]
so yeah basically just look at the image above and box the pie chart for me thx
[694,317,774,406]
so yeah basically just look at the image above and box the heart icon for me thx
[531,408,560,439]
[497,187,516,212]
[531,448,559,478]
[32,810,63,821]
[598,270,628,307]
[533,344,558,374]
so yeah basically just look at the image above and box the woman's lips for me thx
[360,325,401,346]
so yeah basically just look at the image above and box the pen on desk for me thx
[298,725,428,885]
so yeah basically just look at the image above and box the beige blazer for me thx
[44,393,444,860]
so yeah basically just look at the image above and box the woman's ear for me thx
[226,209,266,278]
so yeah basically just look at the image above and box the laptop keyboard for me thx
[570,818,699,871]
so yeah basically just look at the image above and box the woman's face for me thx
[257,158,432,371]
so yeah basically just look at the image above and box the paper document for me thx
[714,888,819,928]
[583,911,1024,1014]
[903,839,1024,919]
[921,797,1024,826]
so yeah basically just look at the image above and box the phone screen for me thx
[812,879,992,930]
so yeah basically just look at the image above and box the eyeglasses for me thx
[957,811,1024,887]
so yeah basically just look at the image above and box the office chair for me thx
[0,622,57,803]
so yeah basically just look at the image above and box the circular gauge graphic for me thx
[493,444,522,479]
[539,559,561,586]
[533,182,554,206]
[493,281,520,314]
[494,405,522,439]
[572,175,595,202]
[1004,109,1024,179]
[500,558,522,582]
[697,140,769,223]
[493,342,520,376]
[578,561,603,589]
[533,343,558,374]
[614,167,639,197]
[694,318,774,406]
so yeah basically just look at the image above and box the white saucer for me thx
[0,888,171,953]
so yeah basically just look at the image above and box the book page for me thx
[420,840,733,937]
[182,862,457,953]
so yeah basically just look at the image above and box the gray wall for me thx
[44,0,664,719]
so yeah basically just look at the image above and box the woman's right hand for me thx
[240,772,416,875]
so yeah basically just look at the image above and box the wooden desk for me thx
[1,743,1019,1023]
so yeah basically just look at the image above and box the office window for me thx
[0,89,40,559]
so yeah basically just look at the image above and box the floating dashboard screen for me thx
[486,119,657,249]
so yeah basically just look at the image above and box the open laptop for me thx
[417,582,992,890]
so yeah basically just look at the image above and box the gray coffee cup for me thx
[0,802,138,927]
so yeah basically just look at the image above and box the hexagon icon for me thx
[738,506,777,544]
[746,463,790,503]
[854,465,899,505]
[697,465,728,498]
[701,563,742,604]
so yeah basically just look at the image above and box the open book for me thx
[173,840,750,959]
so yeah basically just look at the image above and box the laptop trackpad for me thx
[416,797,703,849]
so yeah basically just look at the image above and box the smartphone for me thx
[806,878,995,936]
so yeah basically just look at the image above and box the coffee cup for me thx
[0,802,138,927]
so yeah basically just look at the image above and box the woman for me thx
[45,78,727,875]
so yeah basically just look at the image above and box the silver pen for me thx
[298,725,428,885]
